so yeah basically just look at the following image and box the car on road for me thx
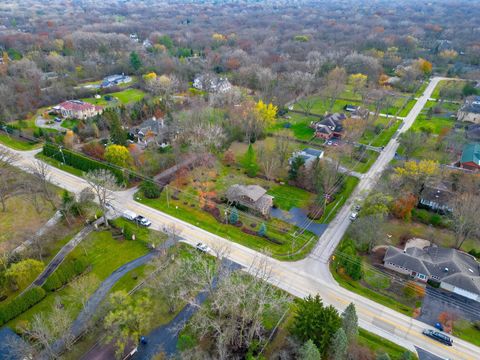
[195,242,211,253]
[422,329,453,346]
[134,215,151,227]
[122,210,138,221]
[349,212,358,221]
[353,204,361,212]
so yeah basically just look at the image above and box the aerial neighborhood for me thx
[0,1,479,360]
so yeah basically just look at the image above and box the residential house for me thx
[226,184,274,217]
[459,143,480,170]
[418,182,453,214]
[129,117,170,147]
[466,124,480,142]
[289,148,324,167]
[311,113,346,139]
[52,100,102,119]
[457,96,480,124]
[193,74,232,93]
[143,39,153,48]
[384,245,480,302]
[101,74,131,88]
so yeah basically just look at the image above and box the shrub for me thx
[0,287,46,326]
[43,142,128,184]
[42,256,89,292]
[140,181,162,199]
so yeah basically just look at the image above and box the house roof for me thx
[227,184,268,202]
[303,148,323,158]
[384,245,480,295]
[461,143,480,165]
[466,124,480,141]
[313,113,346,134]
[460,96,480,114]
[57,100,98,112]
[419,182,453,211]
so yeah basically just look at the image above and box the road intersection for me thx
[3,77,478,360]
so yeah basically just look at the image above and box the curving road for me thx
[2,77,478,360]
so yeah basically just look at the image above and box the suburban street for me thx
[3,77,479,360]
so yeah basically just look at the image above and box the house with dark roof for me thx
[457,96,480,124]
[466,124,480,142]
[384,245,480,302]
[311,113,346,139]
[459,143,480,170]
[129,117,170,147]
[289,148,324,167]
[418,182,453,214]
[101,74,131,88]
[226,184,274,217]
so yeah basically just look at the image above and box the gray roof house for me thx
[193,74,232,93]
[226,184,274,217]
[384,245,480,302]
[129,117,170,147]
[457,96,480,124]
[289,148,324,167]
[418,182,453,214]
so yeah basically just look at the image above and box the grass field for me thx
[340,150,379,174]
[431,79,468,100]
[83,88,145,106]
[410,100,459,135]
[61,118,79,130]
[0,133,40,150]
[7,228,150,329]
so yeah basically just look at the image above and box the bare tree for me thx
[84,169,118,226]
[24,299,74,359]
[450,192,480,249]
[166,222,183,245]
[274,132,293,168]
[257,144,280,181]
[323,67,347,112]
[68,274,100,310]
[30,160,57,210]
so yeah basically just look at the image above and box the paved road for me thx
[2,77,479,360]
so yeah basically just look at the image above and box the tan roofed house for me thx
[226,184,274,217]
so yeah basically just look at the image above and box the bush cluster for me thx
[42,256,89,292]
[0,287,46,326]
[43,142,127,183]
[140,180,162,199]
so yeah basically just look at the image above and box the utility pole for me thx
[165,185,170,208]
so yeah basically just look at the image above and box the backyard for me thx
[82,88,146,106]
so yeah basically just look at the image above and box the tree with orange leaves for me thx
[391,193,417,220]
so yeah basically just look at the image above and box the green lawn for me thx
[61,119,79,130]
[268,184,314,210]
[360,117,402,147]
[83,88,146,106]
[454,320,480,347]
[0,133,40,150]
[320,176,359,223]
[414,81,428,97]
[410,101,458,135]
[397,97,417,117]
[340,150,379,174]
[431,80,468,100]
[358,328,417,360]
[7,228,150,329]
[331,262,413,317]
[135,188,316,261]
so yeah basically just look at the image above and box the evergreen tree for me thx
[129,51,142,71]
[289,156,305,180]
[241,143,259,177]
[258,222,267,237]
[298,339,321,360]
[290,294,341,355]
[330,328,348,360]
[104,110,128,146]
[229,208,239,224]
[342,303,358,343]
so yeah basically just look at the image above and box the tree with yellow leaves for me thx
[104,144,133,168]
[416,58,432,75]
[212,33,226,42]
[394,160,439,195]
[63,130,75,149]
[143,72,157,81]
[349,73,368,101]
[255,100,277,126]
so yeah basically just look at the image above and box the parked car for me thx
[353,204,361,212]
[422,329,453,346]
[54,117,62,122]
[122,210,138,221]
[195,242,211,253]
[349,212,358,221]
[134,215,151,227]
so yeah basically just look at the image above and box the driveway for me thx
[35,116,66,132]
[419,287,480,326]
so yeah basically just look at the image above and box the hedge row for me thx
[0,287,46,326]
[42,142,128,184]
[42,256,90,292]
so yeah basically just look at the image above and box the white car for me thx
[349,212,358,221]
[195,242,211,253]
[134,215,151,227]
[122,210,138,221]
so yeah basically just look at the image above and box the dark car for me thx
[422,329,453,346]
[134,215,151,227]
